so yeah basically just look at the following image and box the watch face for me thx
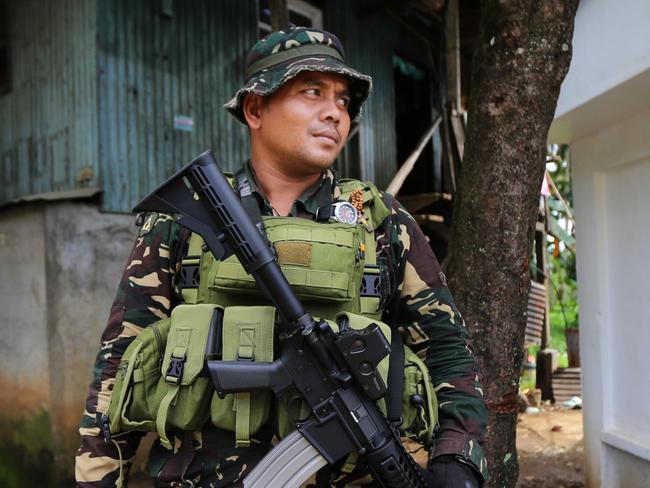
[334,202,358,225]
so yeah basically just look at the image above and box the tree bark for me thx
[443,1,578,486]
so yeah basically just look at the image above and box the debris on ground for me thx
[518,388,543,412]
[517,408,584,487]
[563,396,583,409]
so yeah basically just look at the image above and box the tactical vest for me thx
[106,178,437,456]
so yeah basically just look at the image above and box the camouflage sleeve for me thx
[379,194,489,482]
[75,213,191,487]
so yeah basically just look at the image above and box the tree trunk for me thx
[443,1,578,486]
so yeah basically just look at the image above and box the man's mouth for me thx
[313,129,340,145]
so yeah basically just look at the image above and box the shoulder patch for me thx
[339,179,391,230]
[138,212,159,237]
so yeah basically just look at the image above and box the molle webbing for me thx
[339,180,388,319]
[181,178,392,319]
[180,232,204,304]
[268,226,356,247]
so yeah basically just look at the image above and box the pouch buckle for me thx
[165,354,186,385]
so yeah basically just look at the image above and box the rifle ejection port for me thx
[350,409,360,423]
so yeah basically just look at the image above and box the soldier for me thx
[76,27,489,487]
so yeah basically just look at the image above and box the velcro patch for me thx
[275,242,312,267]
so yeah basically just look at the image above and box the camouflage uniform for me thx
[76,25,488,487]
[76,162,488,486]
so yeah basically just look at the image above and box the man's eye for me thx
[304,88,320,96]
[337,97,351,108]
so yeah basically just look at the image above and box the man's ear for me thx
[243,93,264,129]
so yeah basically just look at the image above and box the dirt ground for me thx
[516,408,584,488]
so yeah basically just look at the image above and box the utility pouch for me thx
[155,303,221,449]
[210,217,365,303]
[210,305,275,448]
[107,317,170,435]
[401,347,438,445]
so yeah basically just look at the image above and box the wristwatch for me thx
[315,201,359,225]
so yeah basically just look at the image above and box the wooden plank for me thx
[398,192,452,214]
[386,117,442,196]
[450,111,465,160]
[413,214,445,224]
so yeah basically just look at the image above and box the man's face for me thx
[245,71,352,177]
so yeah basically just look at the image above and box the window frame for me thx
[258,0,323,35]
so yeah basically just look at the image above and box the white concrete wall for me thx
[550,0,650,143]
[0,205,51,417]
[0,201,135,481]
[555,0,650,118]
[548,2,650,485]
[569,106,650,487]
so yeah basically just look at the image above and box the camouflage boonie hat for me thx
[225,26,373,124]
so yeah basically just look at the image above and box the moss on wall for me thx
[0,409,71,487]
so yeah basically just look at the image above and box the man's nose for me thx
[320,96,340,124]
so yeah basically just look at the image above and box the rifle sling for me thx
[386,297,405,425]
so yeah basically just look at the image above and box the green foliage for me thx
[545,145,578,368]
[524,145,577,385]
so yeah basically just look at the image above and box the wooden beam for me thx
[397,191,453,214]
[413,214,445,223]
[445,0,461,111]
[386,117,442,196]
[270,0,289,30]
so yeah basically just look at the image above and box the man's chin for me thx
[299,151,339,174]
[304,157,337,174]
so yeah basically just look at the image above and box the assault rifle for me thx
[134,150,428,488]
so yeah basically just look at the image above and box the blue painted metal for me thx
[97,0,257,213]
[326,1,399,189]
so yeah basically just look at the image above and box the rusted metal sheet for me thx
[97,0,257,213]
[526,281,546,345]
[0,0,99,205]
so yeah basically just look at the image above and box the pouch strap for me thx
[235,392,252,448]
[157,341,188,449]
[156,384,180,450]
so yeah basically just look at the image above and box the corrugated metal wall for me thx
[326,1,398,189]
[97,0,257,213]
[0,0,99,204]
[1,0,440,210]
